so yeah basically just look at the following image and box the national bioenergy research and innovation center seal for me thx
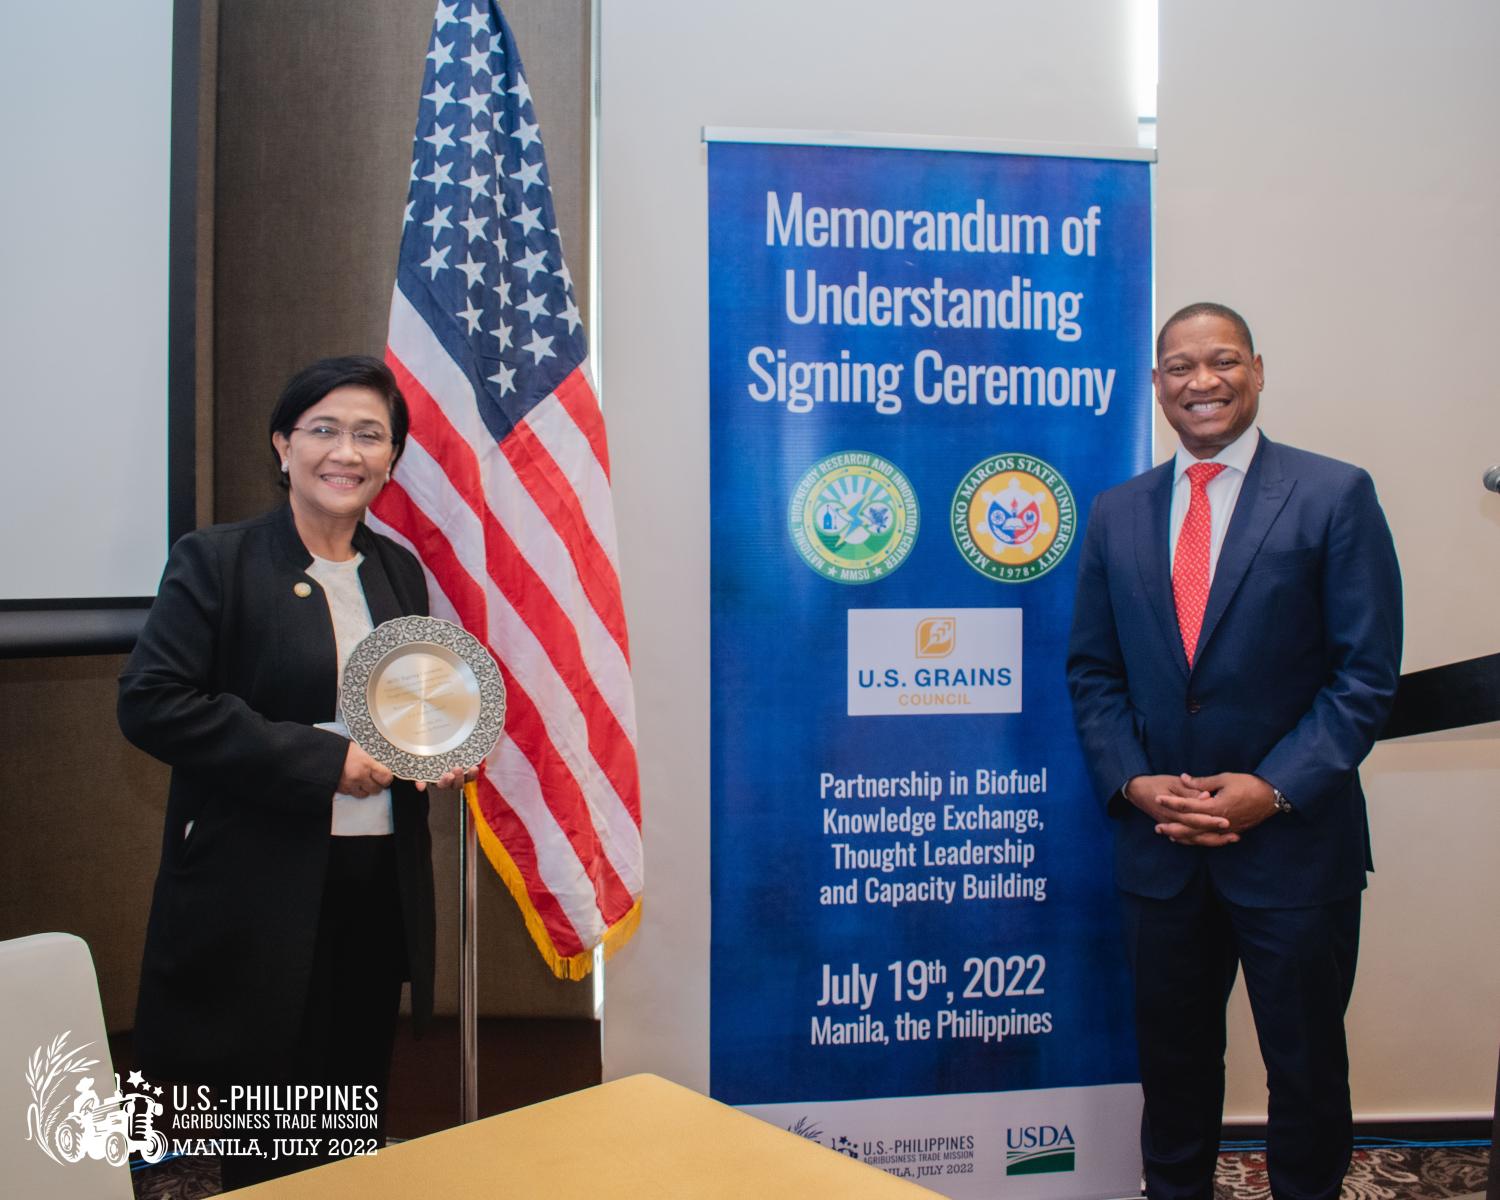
[790,452,919,583]
[951,452,1076,582]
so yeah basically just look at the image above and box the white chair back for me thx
[0,933,134,1199]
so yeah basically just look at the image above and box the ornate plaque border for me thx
[341,615,506,782]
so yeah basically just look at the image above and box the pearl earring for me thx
[281,460,289,473]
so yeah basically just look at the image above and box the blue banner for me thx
[708,138,1152,1196]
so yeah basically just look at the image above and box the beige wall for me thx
[1158,0,1500,1118]
[0,0,595,1028]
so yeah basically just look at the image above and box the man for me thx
[1066,303,1402,1200]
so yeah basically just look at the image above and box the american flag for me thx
[368,0,642,978]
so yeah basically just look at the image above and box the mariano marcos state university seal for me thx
[789,451,919,584]
[951,452,1076,582]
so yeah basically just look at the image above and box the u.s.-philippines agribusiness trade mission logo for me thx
[790,451,919,584]
[951,452,1076,582]
[20,1028,385,1172]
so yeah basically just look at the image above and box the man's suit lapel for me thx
[1194,436,1294,664]
[1133,463,1188,678]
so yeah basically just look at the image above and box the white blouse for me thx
[306,552,394,836]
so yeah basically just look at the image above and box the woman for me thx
[119,356,463,1187]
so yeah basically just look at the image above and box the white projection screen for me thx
[0,0,187,654]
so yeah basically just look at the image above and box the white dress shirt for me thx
[1167,425,1260,583]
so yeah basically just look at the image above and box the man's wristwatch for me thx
[1271,786,1292,815]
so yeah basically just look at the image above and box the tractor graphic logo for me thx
[24,1032,168,1167]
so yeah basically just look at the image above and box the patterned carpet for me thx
[133,1145,1490,1197]
[1213,1145,1490,1199]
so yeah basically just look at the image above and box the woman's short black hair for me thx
[268,356,410,488]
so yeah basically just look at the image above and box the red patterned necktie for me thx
[1173,461,1227,666]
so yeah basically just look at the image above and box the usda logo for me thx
[951,452,1076,582]
[1005,1123,1076,1175]
[789,451,918,584]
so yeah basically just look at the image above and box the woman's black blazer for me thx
[119,504,434,1082]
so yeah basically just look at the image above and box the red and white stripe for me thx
[370,286,642,962]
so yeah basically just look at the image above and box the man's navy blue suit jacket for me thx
[1066,435,1403,908]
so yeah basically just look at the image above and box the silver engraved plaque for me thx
[341,616,505,782]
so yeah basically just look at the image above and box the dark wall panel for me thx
[0,656,167,1030]
[213,0,591,522]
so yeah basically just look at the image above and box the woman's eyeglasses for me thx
[291,424,391,449]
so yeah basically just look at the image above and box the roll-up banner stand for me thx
[707,129,1154,1199]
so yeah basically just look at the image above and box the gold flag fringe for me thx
[464,780,643,981]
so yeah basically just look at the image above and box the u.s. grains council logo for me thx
[951,453,1076,582]
[790,451,918,584]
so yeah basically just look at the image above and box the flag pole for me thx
[459,780,480,1123]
